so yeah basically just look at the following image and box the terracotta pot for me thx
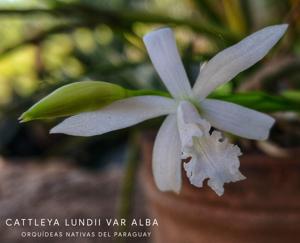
[140,132,300,243]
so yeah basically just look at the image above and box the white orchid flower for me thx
[51,25,287,196]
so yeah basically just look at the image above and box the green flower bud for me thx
[19,81,128,122]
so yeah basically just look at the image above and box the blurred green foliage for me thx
[0,0,300,164]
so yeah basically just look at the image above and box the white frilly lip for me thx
[177,101,246,196]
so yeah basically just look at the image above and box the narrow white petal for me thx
[50,96,176,136]
[177,101,245,196]
[143,28,192,99]
[152,114,182,193]
[201,99,275,140]
[193,24,288,99]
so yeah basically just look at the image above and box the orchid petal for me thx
[50,96,176,136]
[193,24,288,99]
[152,114,182,193]
[177,101,245,196]
[183,130,245,196]
[201,99,275,140]
[143,28,192,99]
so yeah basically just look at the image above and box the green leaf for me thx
[210,91,300,112]
[281,90,300,102]
[19,81,129,122]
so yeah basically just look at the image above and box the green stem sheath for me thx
[127,89,171,98]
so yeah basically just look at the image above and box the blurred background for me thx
[0,0,299,242]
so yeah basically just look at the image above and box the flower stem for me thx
[127,89,171,98]
[116,131,140,243]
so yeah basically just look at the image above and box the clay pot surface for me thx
[141,133,300,243]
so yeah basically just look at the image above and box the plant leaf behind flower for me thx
[19,81,128,122]
[210,91,300,112]
[282,90,300,103]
